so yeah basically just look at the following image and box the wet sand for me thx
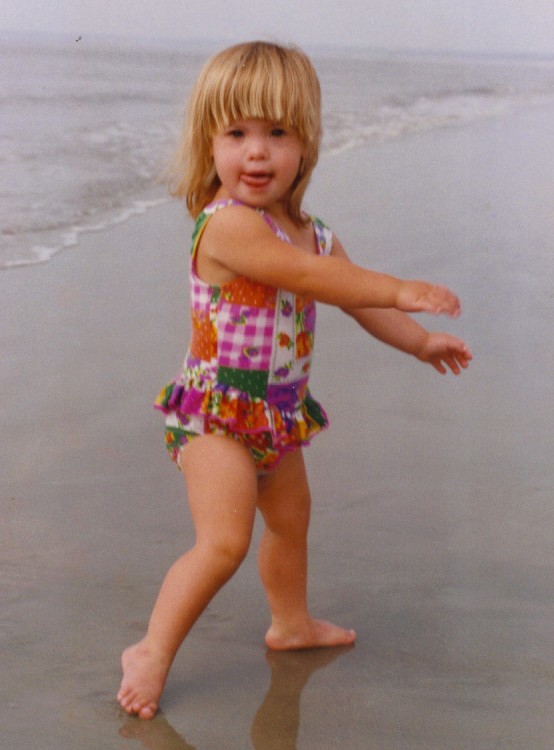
[2,101,554,749]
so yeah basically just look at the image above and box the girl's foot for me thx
[265,618,356,651]
[117,640,170,720]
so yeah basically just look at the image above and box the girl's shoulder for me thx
[193,199,262,234]
[191,199,245,256]
[192,199,271,252]
[193,199,333,257]
[192,198,243,236]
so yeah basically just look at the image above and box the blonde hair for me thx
[168,41,322,225]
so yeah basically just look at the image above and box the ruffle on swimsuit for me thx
[155,199,332,469]
[155,365,327,450]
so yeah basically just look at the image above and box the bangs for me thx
[215,76,292,130]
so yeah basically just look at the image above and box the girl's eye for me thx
[271,127,286,137]
[227,129,244,138]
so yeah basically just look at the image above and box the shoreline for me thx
[1,193,172,272]
[4,91,554,274]
[2,102,554,748]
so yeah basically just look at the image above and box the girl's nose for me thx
[246,135,269,159]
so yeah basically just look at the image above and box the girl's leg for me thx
[118,434,259,719]
[256,449,356,650]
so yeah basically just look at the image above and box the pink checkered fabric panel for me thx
[218,302,275,369]
[190,274,212,310]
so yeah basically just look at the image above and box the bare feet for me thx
[117,640,171,720]
[265,618,356,651]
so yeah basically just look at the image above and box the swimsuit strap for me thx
[191,200,333,259]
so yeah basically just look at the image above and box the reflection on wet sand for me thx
[119,711,196,750]
[119,646,352,749]
[251,647,352,749]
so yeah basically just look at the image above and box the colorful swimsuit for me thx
[155,200,332,471]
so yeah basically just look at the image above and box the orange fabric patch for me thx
[222,277,277,309]
[190,310,216,360]
[296,331,313,359]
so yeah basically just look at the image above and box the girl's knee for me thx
[259,475,311,536]
[201,533,252,574]
[221,536,251,569]
[264,499,310,540]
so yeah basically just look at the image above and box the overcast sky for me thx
[2,0,554,57]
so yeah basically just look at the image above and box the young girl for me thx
[118,41,472,719]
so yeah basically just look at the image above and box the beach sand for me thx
[2,101,554,749]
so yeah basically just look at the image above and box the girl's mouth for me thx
[241,172,272,187]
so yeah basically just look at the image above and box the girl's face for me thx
[211,119,304,214]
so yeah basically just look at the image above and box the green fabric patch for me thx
[217,366,268,399]
[304,393,327,427]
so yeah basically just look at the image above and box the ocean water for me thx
[2,32,554,270]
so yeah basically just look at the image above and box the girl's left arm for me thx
[331,237,472,375]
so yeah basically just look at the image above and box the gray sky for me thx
[2,0,554,56]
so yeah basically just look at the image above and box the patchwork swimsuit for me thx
[155,199,332,471]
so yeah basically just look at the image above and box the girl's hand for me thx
[396,281,461,318]
[415,332,473,375]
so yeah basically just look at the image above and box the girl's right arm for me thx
[199,205,461,317]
